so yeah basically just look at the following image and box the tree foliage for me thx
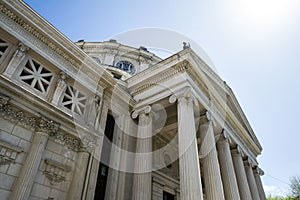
[290,176,300,198]
[267,196,298,200]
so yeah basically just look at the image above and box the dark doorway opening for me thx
[163,191,175,200]
[94,114,115,200]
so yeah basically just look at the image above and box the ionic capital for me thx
[200,111,215,125]
[243,158,255,168]
[131,105,151,119]
[217,129,232,143]
[254,167,265,176]
[231,145,245,157]
[169,87,196,105]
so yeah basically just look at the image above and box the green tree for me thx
[267,196,297,200]
[290,176,300,198]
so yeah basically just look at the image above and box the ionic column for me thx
[245,160,260,200]
[67,150,90,200]
[132,105,152,200]
[231,147,252,200]
[217,131,241,200]
[10,118,59,200]
[169,88,203,200]
[254,168,267,200]
[199,112,225,200]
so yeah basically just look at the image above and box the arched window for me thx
[115,61,136,75]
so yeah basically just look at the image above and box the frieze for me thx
[50,132,80,151]
[0,95,37,130]
[0,94,81,150]
[131,61,189,96]
[0,4,79,68]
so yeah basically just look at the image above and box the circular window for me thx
[115,61,136,75]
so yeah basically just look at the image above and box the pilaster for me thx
[9,117,59,200]
[51,71,68,105]
[4,43,29,78]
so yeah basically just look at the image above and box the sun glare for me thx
[237,0,297,27]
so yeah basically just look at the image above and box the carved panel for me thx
[0,94,81,151]
[0,140,23,166]
[43,159,71,185]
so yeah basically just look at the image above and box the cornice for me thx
[127,48,262,157]
[226,88,262,150]
[0,1,133,106]
[79,42,162,63]
[0,94,84,151]
[130,61,189,96]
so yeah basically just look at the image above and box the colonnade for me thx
[131,88,266,200]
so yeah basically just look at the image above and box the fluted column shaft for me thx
[254,169,266,200]
[10,131,49,200]
[67,150,90,200]
[177,95,203,200]
[132,107,152,200]
[231,149,252,200]
[245,162,261,200]
[217,135,241,200]
[200,114,225,200]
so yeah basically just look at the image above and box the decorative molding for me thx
[131,105,151,119]
[168,87,197,105]
[51,71,68,105]
[43,159,71,185]
[243,157,256,168]
[231,145,245,157]
[217,129,232,143]
[131,61,189,96]
[0,94,81,151]
[0,95,38,130]
[50,132,81,151]
[0,4,79,68]
[254,167,265,176]
[200,111,214,125]
[0,140,23,166]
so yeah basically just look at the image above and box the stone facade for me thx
[0,0,266,200]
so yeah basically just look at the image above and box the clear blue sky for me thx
[24,0,300,196]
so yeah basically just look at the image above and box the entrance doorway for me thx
[94,114,115,200]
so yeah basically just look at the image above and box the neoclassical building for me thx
[0,1,266,200]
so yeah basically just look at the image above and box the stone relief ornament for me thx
[0,140,23,166]
[0,95,37,130]
[50,132,80,151]
[0,94,81,150]
[43,159,71,185]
